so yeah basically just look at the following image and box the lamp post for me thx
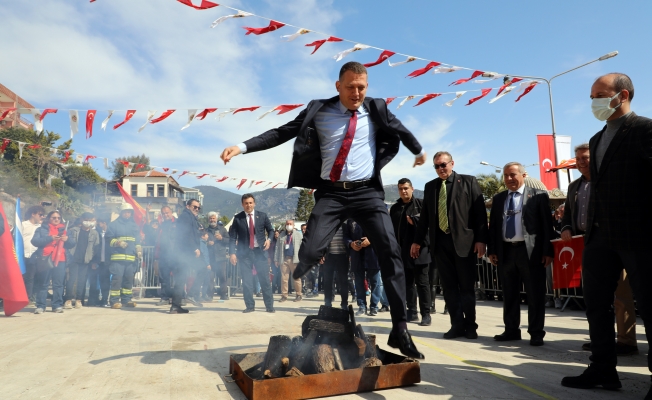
[509,51,618,187]
[480,161,502,173]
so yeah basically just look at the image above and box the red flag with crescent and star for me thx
[537,135,558,190]
[0,201,29,316]
[243,20,284,35]
[551,236,584,289]
[363,50,395,67]
[86,110,96,138]
[114,110,136,130]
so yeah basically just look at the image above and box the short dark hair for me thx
[186,199,199,206]
[25,205,46,220]
[81,212,95,220]
[397,178,412,187]
[241,193,255,203]
[339,61,367,80]
[45,210,61,221]
[161,205,172,212]
[301,224,307,228]
[433,151,453,161]
[574,143,590,152]
[598,73,635,101]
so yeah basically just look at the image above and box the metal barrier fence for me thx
[133,246,243,299]
[474,256,584,311]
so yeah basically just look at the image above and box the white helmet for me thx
[120,203,134,212]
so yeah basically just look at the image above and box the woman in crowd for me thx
[31,211,76,314]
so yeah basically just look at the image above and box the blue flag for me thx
[14,198,26,274]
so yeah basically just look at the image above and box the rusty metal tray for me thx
[227,347,420,400]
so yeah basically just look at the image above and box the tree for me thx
[110,154,150,180]
[62,165,105,193]
[295,189,315,221]
[219,215,230,226]
[476,173,507,202]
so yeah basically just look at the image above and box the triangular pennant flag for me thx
[363,50,395,68]
[388,56,417,67]
[236,178,247,190]
[181,109,198,130]
[497,77,522,96]
[432,66,462,74]
[211,10,252,28]
[0,139,10,154]
[264,182,273,187]
[396,96,416,109]
[233,106,260,114]
[30,109,43,133]
[162,167,170,172]
[178,171,190,178]
[216,176,228,182]
[449,78,472,86]
[218,108,237,119]
[254,180,264,185]
[62,151,71,162]
[103,158,109,169]
[150,109,175,124]
[466,88,492,106]
[444,92,466,107]
[272,182,283,189]
[0,108,17,121]
[282,28,310,41]
[196,108,217,120]
[276,104,303,115]
[101,110,114,130]
[407,61,441,78]
[243,20,285,35]
[17,142,26,159]
[305,36,342,55]
[197,174,209,179]
[40,109,58,121]
[386,97,396,105]
[50,148,58,155]
[114,110,136,130]
[83,155,97,164]
[248,180,255,189]
[26,144,41,150]
[515,82,538,102]
[145,167,155,177]
[414,93,442,106]
[69,110,79,138]
[86,110,96,139]
[138,110,157,132]
[333,44,370,62]
[177,0,219,10]
[489,85,516,104]
[75,154,84,164]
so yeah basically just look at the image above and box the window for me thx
[157,184,165,197]
[131,184,138,197]
[147,184,154,197]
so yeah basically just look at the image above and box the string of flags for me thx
[0,81,539,139]
[0,137,288,191]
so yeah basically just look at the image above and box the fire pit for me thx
[225,305,421,400]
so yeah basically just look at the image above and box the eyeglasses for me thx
[51,216,61,220]
[192,206,201,211]
[37,214,44,217]
[433,161,451,169]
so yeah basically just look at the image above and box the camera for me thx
[41,201,53,206]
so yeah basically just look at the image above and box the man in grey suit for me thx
[488,162,553,346]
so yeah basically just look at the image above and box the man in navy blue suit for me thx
[229,193,275,313]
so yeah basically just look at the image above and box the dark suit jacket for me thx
[487,186,554,266]
[560,177,583,235]
[175,208,201,257]
[586,112,652,250]
[228,210,274,257]
[389,196,431,265]
[243,96,423,189]
[415,171,488,258]
[343,221,379,272]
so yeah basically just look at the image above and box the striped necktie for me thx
[438,180,449,232]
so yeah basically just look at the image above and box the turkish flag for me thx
[216,176,228,182]
[537,135,557,190]
[40,108,58,121]
[0,202,29,316]
[0,108,17,121]
[407,61,441,78]
[516,82,538,102]
[233,106,260,114]
[177,0,219,10]
[116,182,147,228]
[243,20,285,35]
[276,104,303,115]
[113,110,136,130]
[196,108,217,120]
[86,110,96,138]
[305,36,342,54]
[363,50,395,68]
[551,237,584,289]
[414,93,441,107]
[466,88,492,106]
[1,138,10,153]
[150,109,175,124]
[236,178,247,190]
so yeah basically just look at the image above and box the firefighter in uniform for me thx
[107,203,142,309]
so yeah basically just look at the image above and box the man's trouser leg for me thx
[404,263,418,317]
[158,257,172,301]
[98,263,111,305]
[23,256,37,301]
[252,248,274,309]
[414,263,432,317]
[75,263,90,302]
[87,266,100,305]
[171,265,188,308]
[109,262,127,306]
[239,257,256,309]
[367,270,382,310]
[521,253,547,339]
[65,262,80,301]
[50,262,67,310]
[353,265,367,309]
[282,257,301,297]
[615,270,637,347]
[216,260,228,298]
[34,264,51,310]
[120,262,136,304]
[498,244,528,335]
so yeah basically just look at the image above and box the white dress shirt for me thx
[22,220,40,258]
[244,210,259,248]
[503,184,525,242]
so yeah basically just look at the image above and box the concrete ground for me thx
[0,293,649,400]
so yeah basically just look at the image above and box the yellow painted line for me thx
[373,322,557,400]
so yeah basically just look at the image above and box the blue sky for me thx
[2,0,651,193]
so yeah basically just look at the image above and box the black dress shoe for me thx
[561,364,621,390]
[407,313,420,323]
[419,314,432,326]
[379,305,390,312]
[581,342,591,351]
[443,328,466,339]
[369,308,378,316]
[292,262,312,279]
[266,307,276,313]
[493,332,522,341]
[530,338,544,346]
[243,308,255,313]
[169,306,189,314]
[465,329,478,339]
[615,342,638,356]
[387,329,425,359]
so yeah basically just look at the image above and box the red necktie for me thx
[329,110,358,182]
[248,213,255,249]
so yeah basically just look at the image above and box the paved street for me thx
[0,294,649,399]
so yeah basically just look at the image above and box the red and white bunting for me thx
[196,108,217,120]
[181,109,198,130]
[333,44,369,62]
[233,106,260,114]
[114,110,136,130]
[497,77,522,96]
[0,108,16,121]
[243,20,285,36]
[30,109,43,133]
[86,110,96,139]
[396,96,416,109]
[177,0,219,10]
[281,28,310,42]
[432,66,462,74]
[138,110,157,132]
[257,104,303,120]
[101,110,114,131]
[449,70,484,86]
[489,85,516,103]
[84,155,97,164]
[466,88,492,106]
[388,56,417,67]
[414,93,442,107]
[305,36,342,55]
[0,138,10,154]
[210,10,252,28]
[40,109,58,122]
[407,62,441,78]
[444,92,466,107]
[17,142,26,159]
[363,50,395,68]
[236,178,247,190]
[151,109,175,124]
[385,97,396,105]
[69,110,79,138]
[515,82,538,102]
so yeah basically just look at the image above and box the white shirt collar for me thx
[509,184,525,195]
[337,100,364,114]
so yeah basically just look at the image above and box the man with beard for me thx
[206,212,229,300]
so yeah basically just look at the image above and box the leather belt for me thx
[504,241,525,247]
[321,178,375,190]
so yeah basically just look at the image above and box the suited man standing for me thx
[488,162,553,346]
[562,73,652,393]
[229,194,275,313]
[412,152,488,338]
[220,61,426,359]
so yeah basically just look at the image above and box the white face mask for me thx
[591,91,622,121]
[286,225,294,231]
[82,221,95,228]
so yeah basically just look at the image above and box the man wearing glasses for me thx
[171,199,203,313]
[22,205,46,303]
[487,162,553,346]
[412,152,488,339]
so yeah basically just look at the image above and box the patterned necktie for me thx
[329,110,358,182]
[248,213,255,249]
[505,192,516,239]
[438,180,449,232]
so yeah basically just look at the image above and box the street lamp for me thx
[480,161,502,173]
[509,51,618,186]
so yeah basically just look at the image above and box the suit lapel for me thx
[304,96,337,126]
[597,112,636,179]
[449,171,460,216]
